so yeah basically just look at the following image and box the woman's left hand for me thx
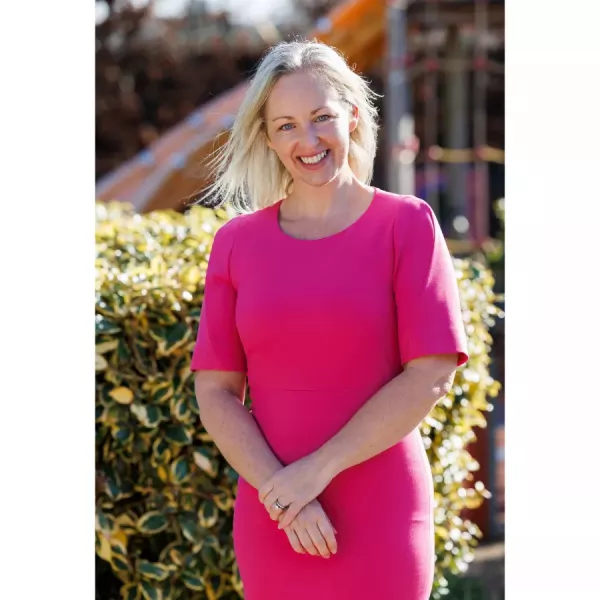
[258,454,334,530]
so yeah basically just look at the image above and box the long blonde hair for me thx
[202,39,380,213]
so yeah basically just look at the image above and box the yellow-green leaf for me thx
[178,515,204,544]
[120,583,140,600]
[137,560,171,581]
[110,387,134,405]
[137,511,169,535]
[193,448,218,478]
[170,455,190,484]
[150,381,173,405]
[138,580,163,600]
[96,354,108,371]
[97,340,119,354]
[181,571,205,591]
[112,423,133,445]
[164,424,192,446]
[198,501,219,529]
[131,404,162,428]
[110,553,130,574]
[96,531,112,562]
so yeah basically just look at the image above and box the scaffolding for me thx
[385,0,504,245]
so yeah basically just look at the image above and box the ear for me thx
[348,104,359,133]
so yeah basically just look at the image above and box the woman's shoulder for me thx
[373,189,436,233]
[213,204,274,245]
[375,189,431,216]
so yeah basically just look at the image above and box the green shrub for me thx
[95,202,501,600]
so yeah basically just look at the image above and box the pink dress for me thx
[191,189,468,600]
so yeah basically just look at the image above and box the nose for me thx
[298,122,319,150]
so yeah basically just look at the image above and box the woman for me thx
[191,40,468,600]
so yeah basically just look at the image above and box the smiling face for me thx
[263,70,358,190]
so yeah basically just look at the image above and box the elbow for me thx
[432,370,455,402]
[193,371,246,434]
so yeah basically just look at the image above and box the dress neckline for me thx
[272,187,380,243]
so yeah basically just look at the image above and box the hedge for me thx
[95,201,501,600]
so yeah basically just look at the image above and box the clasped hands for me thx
[257,454,338,559]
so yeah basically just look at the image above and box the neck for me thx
[282,169,370,220]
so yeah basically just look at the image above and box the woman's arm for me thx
[194,370,282,490]
[195,370,339,558]
[314,353,457,477]
[259,353,457,529]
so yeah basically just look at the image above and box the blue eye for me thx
[315,115,330,122]
[279,123,294,131]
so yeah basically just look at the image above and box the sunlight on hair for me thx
[200,39,381,213]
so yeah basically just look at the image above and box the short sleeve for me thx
[393,199,468,367]
[190,221,247,373]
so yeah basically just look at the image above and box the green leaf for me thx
[164,424,192,446]
[170,455,190,484]
[105,477,123,501]
[112,423,133,444]
[120,583,140,600]
[198,501,219,529]
[96,509,113,534]
[110,553,130,574]
[181,571,205,591]
[155,322,191,356]
[138,580,163,600]
[137,511,169,535]
[172,395,192,422]
[177,514,204,544]
[151,381,173,405]
[137,560,171,582]
[96,315,120,335]
[131,404,163,428]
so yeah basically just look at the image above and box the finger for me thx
[278,501,302,529]
[305,523,331,559]
[262,488,281,511]
[294,526,319,557]
[283,527,305,554]
[267,501,284,521]
[258,482,274,504]
[317,518,338,555]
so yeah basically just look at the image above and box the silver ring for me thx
[273,500,286,511]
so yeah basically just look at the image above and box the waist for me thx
[248,386,372,463]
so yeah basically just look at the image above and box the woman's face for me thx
[263,70,358,190]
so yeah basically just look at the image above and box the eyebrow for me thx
[271,106,329,121]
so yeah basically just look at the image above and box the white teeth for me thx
[300,150,327,165]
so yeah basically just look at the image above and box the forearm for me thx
[198,389,283,490]
[314,362,455,479]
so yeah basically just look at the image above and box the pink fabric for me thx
[191,189,468,599]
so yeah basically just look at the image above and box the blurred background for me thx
[96,0,504,597]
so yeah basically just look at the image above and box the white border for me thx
[1,1,93,597]
[508,0,600,596]
[3,0,600,597]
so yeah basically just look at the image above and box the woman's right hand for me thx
[282,499,338,558]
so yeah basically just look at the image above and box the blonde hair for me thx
[201,39,380,213]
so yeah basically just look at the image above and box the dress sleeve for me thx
[190,221,247,373]
[393,198,469,367]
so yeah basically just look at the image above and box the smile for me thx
[298,150,329,165]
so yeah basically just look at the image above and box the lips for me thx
[297,149,329,166]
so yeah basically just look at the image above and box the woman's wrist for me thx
[312,439,346,481]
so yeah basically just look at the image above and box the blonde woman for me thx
[191,40,468,600]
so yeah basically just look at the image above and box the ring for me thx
[273,500,287,511]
